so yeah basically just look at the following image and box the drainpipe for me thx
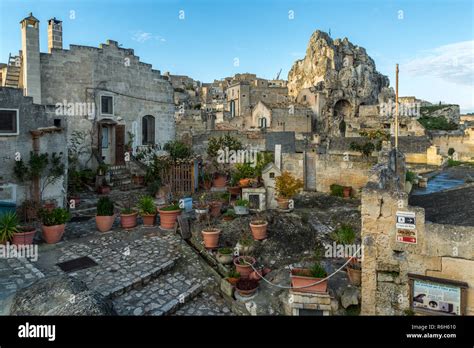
[30,130,42,203]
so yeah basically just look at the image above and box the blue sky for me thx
[1,0,473,111]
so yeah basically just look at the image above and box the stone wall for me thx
[360,153,474,315]
[0,88,67,206]
[431,130,474,162]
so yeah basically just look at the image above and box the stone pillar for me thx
[47,18,63,53]
[274,144,282,170]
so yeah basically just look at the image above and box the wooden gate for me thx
[160,161,197,196]
[115,125,125,165]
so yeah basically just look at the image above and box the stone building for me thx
[1,13,175,167]
[0,88,67,206]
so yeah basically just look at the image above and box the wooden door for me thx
[115,125,125,165]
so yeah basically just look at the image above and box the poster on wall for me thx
[396,229,417,244]
[412,279,462,315]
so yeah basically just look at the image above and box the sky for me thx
[1,0,473,112]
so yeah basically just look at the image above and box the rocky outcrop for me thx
[288,30,394,136]
[10,275,117,316]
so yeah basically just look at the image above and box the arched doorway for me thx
[142,115,155,145]
[334,100,352,136]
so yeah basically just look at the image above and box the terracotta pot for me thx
[227,186,241,196]
[201,228,221,249]
[98,185,111,194]
[95,215,115,232]
[12,227,36,245]
[222,215,234,221]
[158,209,181,230]
[120,211,138,229]
[290,268,328,294]
[347,266,362,286]
[235,279,259,297]
[239,178,251,187]
[226,277,239,285]
[141,213,156,226]
[203,180,212,191]
[234,256,256,279]
[212,174,227,188]
[42,224,66,244]
[249,221,268,240]
[216,251,233,264]
[276,197,290,210]
[343,186,352,198]
[209,201,223,217]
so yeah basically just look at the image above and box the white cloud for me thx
[131,30,166,43]
[402,40,474,86]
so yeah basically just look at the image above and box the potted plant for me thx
[236,231,255,255]
[219,192,230,204]
[235,278,259,297]
[212,172,227,188]
[95,196,115,232]
[222,208,236,221]
[249,217,268,240]
[200,171,212,191]
[138,195,157,226]
[13,225,37,245]
[216,247,234,264]
[208,200,223,218]
[233,255,256,279]
[234,199,249,215]
[38,207,71,244]
[227,174,242,196]
[346,257,361,286]
[343,186,352,198]
[120,201,138,229]
[290,262,328,294]
[194,194,209,221]
[226,268,241,285]
[157,202,181,230]
[0,212,18,245]
[201,217,221,249]
[275,171,303,210]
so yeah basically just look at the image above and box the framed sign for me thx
[396,229,417,244]
[408,274,468,316]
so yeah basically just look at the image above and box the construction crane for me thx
[275,68,282,80]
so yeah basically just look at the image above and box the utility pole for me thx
[395,64,399,150]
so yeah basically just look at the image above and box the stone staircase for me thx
[109,165,133,190]
[4,54,21,88]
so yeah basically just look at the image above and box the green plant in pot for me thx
[223,208,236,221]
[120,199,138,229]
[233,255,256,279]
[275,171,303,210]
[234,199,249,215]
[201,215,221,249]
[138,195,157,226]
[290,262,328,294]
[96,196,115,232]
[38,207,71,244]
[12,204,37,245]
[216,247,234,265]
[249,214,268,241]
[0,212,19,244]
[226,268,241,285]
[157,202,181,230]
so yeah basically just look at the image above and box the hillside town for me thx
[0,11,473,322]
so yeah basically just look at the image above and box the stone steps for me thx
[112,269,204,316]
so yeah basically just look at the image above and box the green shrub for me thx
[38,208,71,226]
[331,224,356,245]
[447,159,462,167]
[97,197,114,216]
[137,195,156,215]
[418,116,458,131]
[309,263,327,278]
[405,171,417,183]
[160,203,181,211]
[163,140,192,161]
[218,247,233,255]
[235,199,249,207]
[0,212,19,242]
[330,184,344,197]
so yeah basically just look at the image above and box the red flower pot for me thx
[209,201,223,217]
[212,174,227,188]
[235,278,259,297]
[249,221,268,240]
[42,224,66,244]
[290,268,328,294]
[234,256,256,279]
[120,212,138,229]
[201,228,221,249]
[12,227,36,245]
[95,215,115,232]
[239,178,251,187]
[276,197,290,209]
[157,209,181,230]
[142,214,156,226]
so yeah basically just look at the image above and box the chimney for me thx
[47,17,62,53]
[20,13,41,104]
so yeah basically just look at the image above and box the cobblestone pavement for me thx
[0,212,235,316]
[172,290,233,316]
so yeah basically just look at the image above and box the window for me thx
[142,115,155,145]
[303,95,307,102]
[230,100,235,118]
[54,119,61,127]
[101,126,109,148]
[269,172,275,179]
[101,96,113,115]
[259,117,267,129]
[0,109,19,135]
